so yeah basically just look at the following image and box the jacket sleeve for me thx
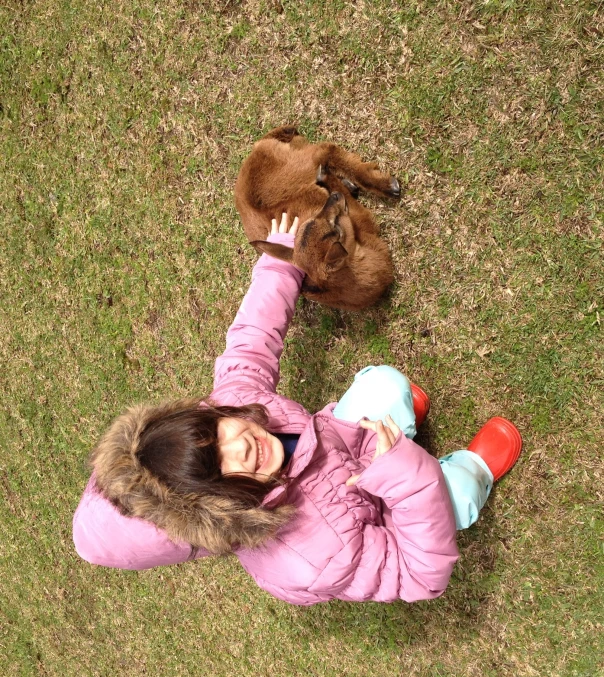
[334,436,459,603]
[213,233,304,397]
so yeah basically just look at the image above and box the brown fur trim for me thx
[91,400,294,554]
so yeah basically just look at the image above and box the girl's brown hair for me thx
[135,401,281,505]
[91,399,294,554]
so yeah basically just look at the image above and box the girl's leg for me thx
[438,451,494,530]
[333,365,495,530]
[332,365,417,439]
[442,417,522,529]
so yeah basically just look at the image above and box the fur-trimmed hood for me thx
[75,244,459,604]
[90,399,293,555]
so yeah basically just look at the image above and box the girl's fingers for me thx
[385,414,400,438]
[269,214,299,237]
[383,424,395,446]
[360,418,394,452]
[279,212,288,233]
[377,419,390,438]
[360,418,397,441]
[358,418,377,432]
[377,420,394,446]
[354,415,402,474]
[371,420,395,459]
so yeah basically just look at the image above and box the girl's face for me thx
[217,417,284,481]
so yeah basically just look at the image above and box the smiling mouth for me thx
[255,437,266,471]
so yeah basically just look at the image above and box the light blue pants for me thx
[333,365,494,530]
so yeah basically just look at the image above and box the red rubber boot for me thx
[411,384,430,429]
[467,417,522,481]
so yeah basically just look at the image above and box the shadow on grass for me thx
[283,506,501,654]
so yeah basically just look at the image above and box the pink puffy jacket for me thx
[73,233,459,605]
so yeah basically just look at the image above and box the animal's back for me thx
[235,137,327,240]
[303,238,393,310]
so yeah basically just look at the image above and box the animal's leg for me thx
[316,166,360,201]
[262,125,301,143]
[344,194,381,237]
[238,205,273,242]
[315,168,381,237]
[340,178,360,199]
[317,143,401,199]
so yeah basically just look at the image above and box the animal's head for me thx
[250,192,356,287]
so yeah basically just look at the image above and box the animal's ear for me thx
[325,242,348,270]
[250,241,295,263]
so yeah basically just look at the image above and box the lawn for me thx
[1,1,602,675]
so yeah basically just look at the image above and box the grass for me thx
[1,0,603,675]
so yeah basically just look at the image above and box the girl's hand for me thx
[346,415,401,486]
[270,212,299,237]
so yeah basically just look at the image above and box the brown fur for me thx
[234,125,400,311]
[90,399,294,554]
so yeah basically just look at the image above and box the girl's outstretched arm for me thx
[213,216,303,397]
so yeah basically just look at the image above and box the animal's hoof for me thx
[389,177,401,198]
[316,165,328,186]
[341,178,360,199]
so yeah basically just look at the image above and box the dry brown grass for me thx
[1,1,603,675]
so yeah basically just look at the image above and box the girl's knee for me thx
[355,365,411,399]
[351,365,415,437]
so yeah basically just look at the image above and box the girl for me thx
[73,214,521,605]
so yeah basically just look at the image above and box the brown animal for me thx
[234,125,400,310]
